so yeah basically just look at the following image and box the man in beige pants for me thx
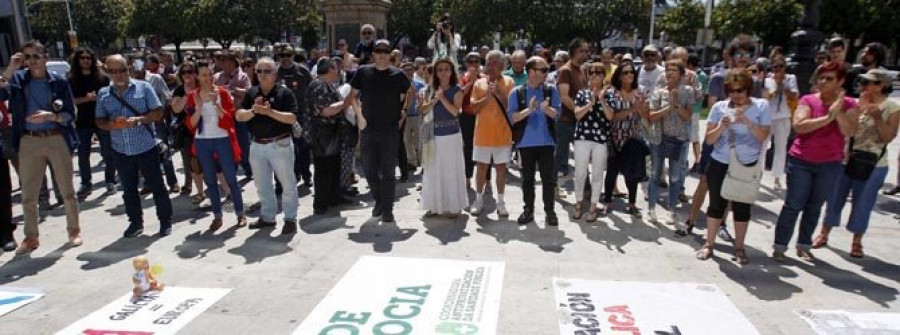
[0,41,81,254]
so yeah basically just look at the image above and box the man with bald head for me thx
[96,54,172,238]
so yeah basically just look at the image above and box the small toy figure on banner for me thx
[131,256,164,302]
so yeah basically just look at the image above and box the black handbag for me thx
[845,137,886,181]
[170,114,191,151]
[310,118,342,157]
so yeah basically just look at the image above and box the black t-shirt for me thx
[277,63,312,116]
[240,85,298,139]
[350,65,411,132]
[355,42,374,65]
[71,74,110,128]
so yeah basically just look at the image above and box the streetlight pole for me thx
[27,0,77,49]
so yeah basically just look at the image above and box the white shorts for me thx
[690,113,700,142]
[473,145,512,164]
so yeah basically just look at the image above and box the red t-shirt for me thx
[789,94,858,163]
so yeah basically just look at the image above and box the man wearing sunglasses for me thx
[0,41,82,253]
[345,39,411,223]
[276,45,313,189]
[354,24,377,66]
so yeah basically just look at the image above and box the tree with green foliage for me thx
[712,0,803,51]
[195,0,249,50]
[819,0,900,49]
[27,0,132,52]
[125,0,199,59]
[387,0,438,49]
[657,0,705,47]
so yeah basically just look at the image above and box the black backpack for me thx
[504,84,555,146]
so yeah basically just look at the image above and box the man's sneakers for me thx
[469,198,484,216]
[517,210,534,225]
[76,185,92,198]
[496,202,509,217]
[123,225,144,238]
[382,212,396,223]
[249,219,277,230]
[546,212,559,226]
[718,226,734,243]
[281,219,298,235]
[647,208,658,223]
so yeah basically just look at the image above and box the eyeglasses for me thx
[588,70,604,76]
[733,52,752,59]
[255,69,274,75]
[22,53,43,61]
[860,78,882,86]
[106,68,128,75]
[728,88,748,94]
[79,56,92,61]
[362,31,373,36]
[180,70,195,75]
[620,70,635,75]
[532,68,549,74]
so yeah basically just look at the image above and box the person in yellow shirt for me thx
[469,50,516,217]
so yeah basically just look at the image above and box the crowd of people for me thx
[0,22,897,266]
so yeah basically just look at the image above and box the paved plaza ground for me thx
[0,121,898,334]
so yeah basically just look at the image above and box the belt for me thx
[253,133,291,144]
[23,129,64,137]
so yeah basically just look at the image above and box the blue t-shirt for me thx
[433,85,462,136]
[706,98,772,165]
[507,84,561,149]
[408,80,426,117]
[24,78,58,131]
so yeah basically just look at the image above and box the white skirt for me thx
[421,132,468,214]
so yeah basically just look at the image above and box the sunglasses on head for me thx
[255,69,274,75]
[860,78,882,86]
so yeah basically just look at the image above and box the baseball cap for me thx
[374,39,391,51]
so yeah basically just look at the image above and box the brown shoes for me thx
[16,237,39,254]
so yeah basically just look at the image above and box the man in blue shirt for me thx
[507,56,562,226]
[96,54,172,238]
[0,41,81,254]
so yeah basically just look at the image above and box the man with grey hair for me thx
[413,57,428,84]
[503,50,528,86]
[355,24,377,65]
[546,50,569,85]
[96,54,171,239]
[236,57,301,234]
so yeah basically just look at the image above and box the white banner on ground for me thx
[0,286,44,317]
[56,287,230,335]
[294,256,505,335]
[797,309,900,334]
[553,278,760,335]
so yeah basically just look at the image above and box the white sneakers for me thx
[470,198,484,215]
[647,207,658,223]
[496,202,509,217]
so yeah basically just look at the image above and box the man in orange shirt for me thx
[469,50,515,217]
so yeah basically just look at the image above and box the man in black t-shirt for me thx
[236,57,301,235]
[276,45,313,187]
[345,39,411,223]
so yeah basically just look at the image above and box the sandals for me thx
[732,248,749,265]
[850,243,864,258]
[191,193,206,205]
[797,249,816,262]
[696,245,714,261]
[572,203,583,220]
[812,234,828,249]
[585,208,601,222]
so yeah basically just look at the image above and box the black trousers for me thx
[604,153,639,204]
[398,121,408,177]
[0,149,13,237]
[459,113,476,178]
[519,146,557,214]
[313,154,342,210]
[361,129,399,213]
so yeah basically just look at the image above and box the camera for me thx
[441,21,450,30]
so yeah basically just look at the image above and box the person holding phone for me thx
[697,69,771,264]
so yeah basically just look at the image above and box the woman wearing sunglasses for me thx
[773,61,859,262]
[571,62,612,222]
[763,56,799,190]
[170,62,207,204]
[602,63,650,217]
[814,69,899,258]
[697,69,771,264]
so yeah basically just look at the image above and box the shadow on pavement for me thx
[76,236,157,270]
[712,244,804,301]
[422,215,471,245]
[348,219,417,253]
[299,214,352,235]
[227,228,294,264]
[794,257,899,308]
[0,247,67,285]
[474,217,573,253]
[174,225,239,259]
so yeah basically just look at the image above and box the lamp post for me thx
[27,0,77,47]
[790,0,822,95]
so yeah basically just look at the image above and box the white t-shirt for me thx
[195,98,228,139]
[638,64,664,91]
[764,74,798,120]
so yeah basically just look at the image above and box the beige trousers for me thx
[19,135,79,238]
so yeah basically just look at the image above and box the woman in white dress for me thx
[419,57,467,217]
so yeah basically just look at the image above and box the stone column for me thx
[323,0,392,52]
[790,0,822,95]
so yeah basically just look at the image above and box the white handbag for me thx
[720,132,766,204]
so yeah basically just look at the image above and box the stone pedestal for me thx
[790,0,822,95]
[323,0,392,53]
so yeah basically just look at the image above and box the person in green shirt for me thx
[503,50,528,86]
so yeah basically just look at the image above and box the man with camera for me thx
[0,41,82,253]
[96,54,172,239]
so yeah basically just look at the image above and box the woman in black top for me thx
[170,62,206,204]
[307,58,349,214]
[571,62,613,222]
[69,47,113,197]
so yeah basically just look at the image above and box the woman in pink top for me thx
[772,61,859,262]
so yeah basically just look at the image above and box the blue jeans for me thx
[195,137,243,218]
[250,137,298,222]
[115,148,172,228]
[554,121,576,176]
[648,142,686,210]
[77,127,116,186]
[823,166,888,235]
[234,122,253,178]
[774,156,843,252]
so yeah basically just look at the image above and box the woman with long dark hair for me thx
[171,62,205,203]
[419,57,467,217]
[185,61,246,230]
[69,47,113,197]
